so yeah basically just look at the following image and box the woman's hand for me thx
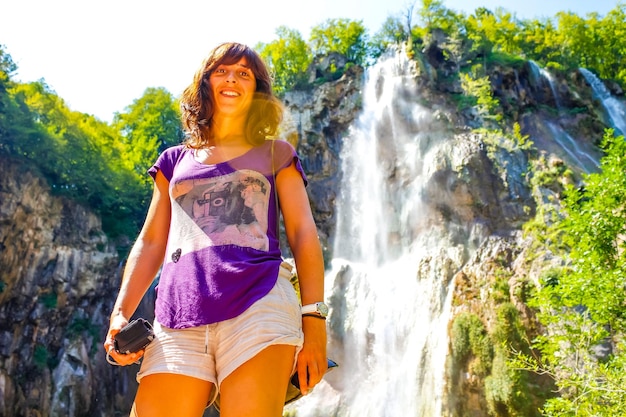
[295,316,328,395]
[103,314,145,366]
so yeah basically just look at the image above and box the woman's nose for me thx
[225,70,237,83]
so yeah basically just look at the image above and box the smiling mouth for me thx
[221,90,240,97]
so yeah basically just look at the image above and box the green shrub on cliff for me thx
[518,130,626,415]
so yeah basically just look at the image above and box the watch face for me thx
[317,302,329,317]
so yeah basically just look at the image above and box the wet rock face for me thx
[281,65,364,252]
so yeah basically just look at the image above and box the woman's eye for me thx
[239,70,250,77]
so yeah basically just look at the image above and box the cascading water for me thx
[529,61,562,112]
[290,49,473,417]
[545,122,599,173]
[527,62,600,173]
[579,68,626,135]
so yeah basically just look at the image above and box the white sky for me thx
[1,0,619,123]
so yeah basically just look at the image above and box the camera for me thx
[114,318,155,354]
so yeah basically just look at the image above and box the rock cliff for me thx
[0,157,127,416]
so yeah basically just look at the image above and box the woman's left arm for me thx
[276,161,328,395]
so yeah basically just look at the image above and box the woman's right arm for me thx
[103,169,171,365]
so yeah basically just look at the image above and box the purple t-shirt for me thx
[147,140,307,329]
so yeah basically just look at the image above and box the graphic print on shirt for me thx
[170,169,271,253]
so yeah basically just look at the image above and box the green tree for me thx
[309,18,369,66]
[113,87,183,194]
[515,18,561,69]
[0,45,16,95]
[464,8,496,65]
[555,11,596,70]
[490,8,521,55]
[418,0,460,34]
[8,79,149,238]
[598,5,626,84]
[459,72,502,123]
[370,15,409,59]
[255,27,312,95]
[0,45,41,156]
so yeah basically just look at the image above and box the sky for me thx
[1,0,620,123]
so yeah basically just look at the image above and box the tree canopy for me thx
[0,48,182,240]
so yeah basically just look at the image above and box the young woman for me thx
[103,42,328,417]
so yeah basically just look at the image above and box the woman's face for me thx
[209,57,256,119]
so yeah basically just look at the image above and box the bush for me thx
[451,312,493,376]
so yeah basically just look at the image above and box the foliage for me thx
[417,0,464,36]
[253,3,626,95]
[6,81,146,237]
[256,19,371,91]
[512,122,532,150]
[113,87,183,198]
[459,71,502,123]
[451,280,546,416]
[450,312,493,376]
[0,45,17,127]
[309,18,369,66]
[369,15,410,59]
[33,344,50,370]
[551,7,626,85]
[0,45,184,240]
[255,27,312,95]
[548,130,626,325]
[432,3,626,87]
[517,130,626,415]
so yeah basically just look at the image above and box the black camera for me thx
[114,318,155,354]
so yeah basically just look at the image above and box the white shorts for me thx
[136,266,303,402]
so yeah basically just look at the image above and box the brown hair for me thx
[180,42,283,148]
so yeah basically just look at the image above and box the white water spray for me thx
[291,50,474,417]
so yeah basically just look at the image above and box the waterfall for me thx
[291,49,472,417]
[526,62,601,173]
[529,61,562,112]
[579,68,626,135]
[545,122,599,173]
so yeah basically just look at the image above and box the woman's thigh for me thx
[218,344,296,417]
[132,373,215,417]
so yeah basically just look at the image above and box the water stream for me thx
[545,122,599,173]
[579,68,626,135]
[529,62,600,173]
[291,49,471,417]
[529,61,562,112]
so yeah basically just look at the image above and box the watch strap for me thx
[301,303,320,314]
[301,302,328,317]
[303,313,326,320]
